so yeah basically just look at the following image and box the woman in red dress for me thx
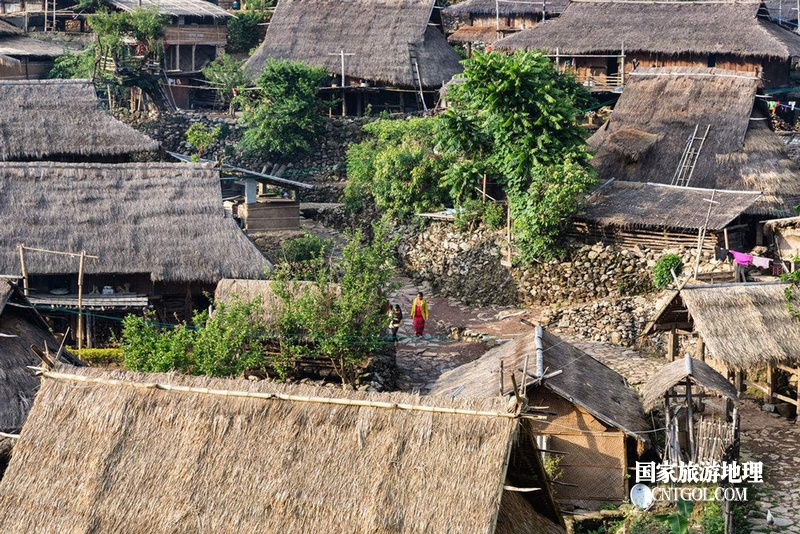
[410,292,429,337]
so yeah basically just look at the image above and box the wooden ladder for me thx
[671,125,710,187]
[408,43,427,112]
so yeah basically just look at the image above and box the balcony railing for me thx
[573,73,625,92]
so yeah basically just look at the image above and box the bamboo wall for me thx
[570,223,723,252]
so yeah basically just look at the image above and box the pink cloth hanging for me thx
[730,251,753,266]
[752,256,772,269]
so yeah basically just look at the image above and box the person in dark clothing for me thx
[389,304,403,343]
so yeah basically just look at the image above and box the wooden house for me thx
[443,0,569,50]
[573,180,762,254]
[0,79,159,161]
[0,161,270,346]
[587,68,800,225]
[494,0,800,90]
[0,20,63,80]
[0,366,566,533]
[643,283,800,415]
[244,0,464,114]
[430,327,649,511]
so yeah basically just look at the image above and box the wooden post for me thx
[499,359,504,396]
[77,250,86,351]
[667,328,678,361]
[482,174,487,201]
[686,379,695,462]
[766,363,775,402]
[17,244,28,297]
[191,44,196,72]
[695,333,705,362]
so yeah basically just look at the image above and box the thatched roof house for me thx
[0,80,159,161]
[494,0,800,88]
[430,328,648,509]
[105,0,229,17]
[244,0,463,90]
[444,0,569,45]
[0,162,269,283]
[0,22,64,81]
[0,367,565,532]
[642,355,738,412]
[586,68,800,217]
[0,280,80,434]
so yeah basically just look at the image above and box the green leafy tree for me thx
[185,122,222,160]
[238,59,328,158]
[655,499,694,534]
[202,54,249,115]
[227,9,269,54]
[46,47,95,79]
[89,7,166,58]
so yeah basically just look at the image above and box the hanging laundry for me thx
[714,247,729,261]
[730,250,753,266]
[752,256,772,269]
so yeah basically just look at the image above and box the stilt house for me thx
[244,0,464,114]
[0,367,566,533]
[430,327,649,511]
[0,20,63,79]
[494,0,800,90]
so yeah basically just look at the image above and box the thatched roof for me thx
[641,355,738,411]
[650,283,800,369]
[579,180,762,232]
[244,0,463,88]
[0,162,270,283]
[0,21,22,36]
[0,35,64,59]
[105,0,230,17]
[0,366,564,532]
[493,0,800,59]
[444,0,569,16]
[0,281,80,433]
[587,68,800,217]
[214,279,337,324]
[429,328,649,440]
[0,79,159,161]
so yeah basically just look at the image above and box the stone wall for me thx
[121,110,371,202]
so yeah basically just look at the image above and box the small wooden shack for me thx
[493,0,800,90]
[0,366,566,533]
[430,327,649,511]
[644,282,800,413]
[574,180,762,252]
[244,0,464,114]
[0,20,63,80]
[586,67,800,220]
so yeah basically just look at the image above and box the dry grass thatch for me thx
[444,0,569,16]
[0,366,563,532]
[0,20,23,36]
[496,490,565,534]
[642,355,738,412]
[0,162,270,283]
[586,67,800,216]
[0,281,81,433]
[244,0,463,87]
[494,0,800,58]
[0,79,159,161]
[214,279,337,324]
[669,283,800,369]
[429,329,648,440]
[579,180,762,232]
[0,35,64,59]
[107,0,230,17]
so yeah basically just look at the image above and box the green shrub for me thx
[72,347,123,365]
[700,500,724,534]
[483,201,506,230]
[653,253,683,289]
[202,54,248,114]
[279,233,331,263]
[185,122,221,160]
[629,515,671,534]
[47,47,95,79]
[226,9,267,54]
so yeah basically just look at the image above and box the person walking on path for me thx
[410,292,428,338]
[389,304,403,343]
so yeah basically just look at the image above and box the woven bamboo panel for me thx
[550,433,627,505]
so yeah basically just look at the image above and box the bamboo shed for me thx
[493,0,800,90]
[0,367,566,533]
[0,79,159,162]
[430,327,649,511]
[644,283,800,413]
[244,0,463,114]
[585,67,800,220]
[0,20,64,80]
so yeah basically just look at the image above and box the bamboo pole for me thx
[686,379,695,462]
[17,244,28,297]
[77,250,85,351]
[20,246,98,259]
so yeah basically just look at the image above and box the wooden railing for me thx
[573,73,624,92]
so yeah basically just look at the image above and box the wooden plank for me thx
[772,392,799,406]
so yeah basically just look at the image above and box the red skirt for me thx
[413,315,425,336]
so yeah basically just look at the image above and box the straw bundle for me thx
[641,357,738,412]
[429,328,648,441]
[494,0,800,58]
[0,366,558,533]
[244,0,463,87]
[0,162,270,283]
[587,67,800,216]
[0,79,159,161]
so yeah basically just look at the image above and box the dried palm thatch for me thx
[214,279,337,324]
[586,67,800,216]
[580,180,762,232]
[0,20,22,36]
[0,366,564,532]
[0,162,270,283]
[0,280,81,433]
[0,36,65,61]
[107,0,230,17]
[496,490,565,534]
[0,79,159,161]
[244,0,463,87]
[444,0,569,16]
[494,0,800,58]
[642,355,738,412]
[429,328,648,440]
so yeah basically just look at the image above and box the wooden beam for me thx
[77,250,85,351]
[17,243,28,297]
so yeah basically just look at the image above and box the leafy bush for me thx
[89,7,166,57]
[202,54,249,114]
[72,347,123,365]
[700,500,724,534]
[483,201,506,230]
[653,253,683,289]
[279,233,331,263]
[185,122,221,160]
[227,9,267,54]
[238,59,328,158]
[345,117,452,218]
[629,515,671,534]
[47,47,95,79]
